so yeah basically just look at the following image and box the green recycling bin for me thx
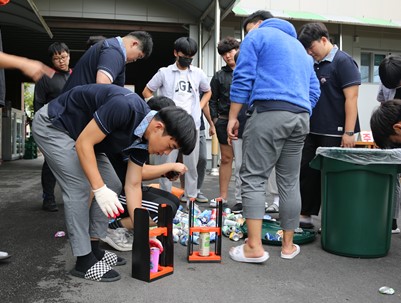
[310,147,401,258]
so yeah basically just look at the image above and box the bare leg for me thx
[219,144,234,200]
[241,218,266,258]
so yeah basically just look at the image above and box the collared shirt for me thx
[48,84,151,166]
[62,37,126,93]
[116,36,127,62]
[316,45,338,64]
[310,46,361,136]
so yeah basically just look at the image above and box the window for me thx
[361,52,388,83]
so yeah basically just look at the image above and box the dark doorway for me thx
[1,18,186,106]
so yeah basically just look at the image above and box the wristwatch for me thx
[344,131,354,136]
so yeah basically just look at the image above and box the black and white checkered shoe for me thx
[102,250,126,266]
[70,261,120,282]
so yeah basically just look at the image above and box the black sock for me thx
[108,218,123,229]
[75,252,98,272]
[91,240,105,260]
[75,251,119,279]
[392,219,398,230]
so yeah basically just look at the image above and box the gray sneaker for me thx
[196,192,209,203]
[102,228,133,252]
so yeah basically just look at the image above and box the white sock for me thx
[273,195,279,206]
[300,215,312,223]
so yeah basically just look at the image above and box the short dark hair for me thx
[173,37,198,57]
[86,35,106,49]
[48,42,69,57]
[126,31,153,59]
[242,10,274,32]
[370,99,401,148]
[147,96,175,111]
[154,106,196,155]
[297,22,330,49]
[217,37,240,55]
[379,55,401,89]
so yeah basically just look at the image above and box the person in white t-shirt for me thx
[143,37,212,207]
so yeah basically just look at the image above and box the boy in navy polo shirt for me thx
[32,84,196,282]
[297,22,361,229]
[62,31,153,92]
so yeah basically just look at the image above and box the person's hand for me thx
[93,185,124,218]
[341,134,356,148]
[209,124,216,136]
[227,118,239,145]
[164,163,188,181]
[149,237,164,253]
[22,59,55,82]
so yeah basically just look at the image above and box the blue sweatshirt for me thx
[230,18,320,115]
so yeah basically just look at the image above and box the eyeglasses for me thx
[52,55,69,62]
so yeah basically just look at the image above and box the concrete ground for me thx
[0,156,401,303]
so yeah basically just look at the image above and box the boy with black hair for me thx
[371,100,401,148]
[375,55,401,234]
[32,84,196,282]
[103,96,188,251]
[34,42,72,212]
[209,36,241,212]
[297,22,360,229]
[143,37,212,207]
[242,10,274,33]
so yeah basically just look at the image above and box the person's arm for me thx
[202,103,216,136]
[0,52,54,81]
[142,162,187,180]
[124,160,144,223]
[199,90,211,110]
[341,85,359,148]
[96,70,113,84]
[75,119,124,217]
[142,86,154,100]
[209,75,220,123]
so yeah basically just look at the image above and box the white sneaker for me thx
[210,197,228,207]
[0,251,10,260]
[392,227,400,234]
[102,228,133,252]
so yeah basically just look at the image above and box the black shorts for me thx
[215,118,229,145]
[118,186,179,223]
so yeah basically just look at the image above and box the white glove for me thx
[93,184,124,218]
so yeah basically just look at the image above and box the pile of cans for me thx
[221,210,245,242]
[173,205,218,246]
[172,205,248,246]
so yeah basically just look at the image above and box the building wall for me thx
[35,0,195,24]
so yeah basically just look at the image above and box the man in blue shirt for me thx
[32,84,196,282]
[297,23,361,229]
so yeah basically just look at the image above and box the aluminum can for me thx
[222,225,231,237]
[210,209,217,220]
[199,232,210,256]
[229,231,240,242]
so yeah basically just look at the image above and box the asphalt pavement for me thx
[0,156,401,303]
